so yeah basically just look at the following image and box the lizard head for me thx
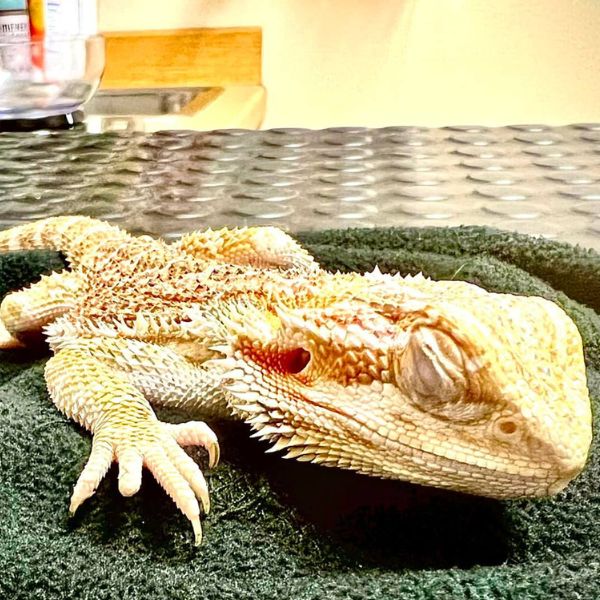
[218,271,592,500]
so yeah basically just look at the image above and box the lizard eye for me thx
[395,327,466,405]
[391,327,490,421]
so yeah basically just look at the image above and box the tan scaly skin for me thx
[0,216,592,545]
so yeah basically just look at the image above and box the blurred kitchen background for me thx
[98,0,600,129]
[1,0,600,247]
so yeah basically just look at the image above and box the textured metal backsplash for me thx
[0,124,599,248]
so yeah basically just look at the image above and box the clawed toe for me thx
[69,437,113,514]
[164,421,220,468]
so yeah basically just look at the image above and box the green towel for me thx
[0,227,598,600]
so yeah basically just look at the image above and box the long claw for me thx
[192,516,203,546]
[208,440,220,469]
[69,438,113,514]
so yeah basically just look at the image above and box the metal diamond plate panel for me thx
[0,124,599,248]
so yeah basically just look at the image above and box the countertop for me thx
[0,124,598,250]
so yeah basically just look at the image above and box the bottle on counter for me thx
[0,0,32,77]
[29,0,97,78]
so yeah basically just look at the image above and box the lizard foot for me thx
[70,418,219,545]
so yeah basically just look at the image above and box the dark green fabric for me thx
[0,228,598,600]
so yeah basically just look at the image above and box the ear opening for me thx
[281,347,311,374]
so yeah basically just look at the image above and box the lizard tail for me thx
[0,216,129,266]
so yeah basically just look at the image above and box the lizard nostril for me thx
[499,420,517,435]
[493,417,520,441]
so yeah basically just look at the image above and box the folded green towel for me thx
[0,227,598,600]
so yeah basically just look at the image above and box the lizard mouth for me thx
[220,346,591,498]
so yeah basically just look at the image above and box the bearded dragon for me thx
[0,216,592,545]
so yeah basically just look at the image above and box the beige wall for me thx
[99,0,600,129]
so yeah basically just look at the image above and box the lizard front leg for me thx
[44,342,220,544]
[173,226,319,272]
